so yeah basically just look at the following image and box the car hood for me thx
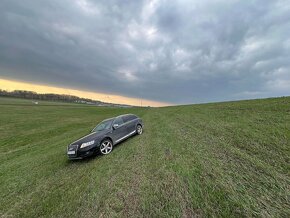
[71,129,110,145]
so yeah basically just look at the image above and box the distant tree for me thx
[0,89,132,107]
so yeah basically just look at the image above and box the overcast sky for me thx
[0,0,289,104]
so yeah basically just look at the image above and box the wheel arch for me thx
[100,136,113,145]
[135,122,142,128]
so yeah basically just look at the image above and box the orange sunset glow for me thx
[0,78,169,107]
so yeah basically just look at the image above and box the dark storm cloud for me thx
[0,0,289,104]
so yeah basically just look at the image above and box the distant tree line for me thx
[0,89,113,106]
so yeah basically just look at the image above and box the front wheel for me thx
[99,139,113,155]
[136,125,143,135]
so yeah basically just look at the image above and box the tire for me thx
[99,139,113,155]
[136,124,143,135]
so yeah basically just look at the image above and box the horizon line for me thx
[0,78,171,107]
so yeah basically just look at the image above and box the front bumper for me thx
[67,144,98,160]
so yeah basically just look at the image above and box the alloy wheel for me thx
[100,140,113,155]
[137,125,143,135]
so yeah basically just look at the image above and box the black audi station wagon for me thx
[67,114,143,159]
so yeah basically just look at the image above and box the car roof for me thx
[102,117,115,122]
[101,114,137,122]
[116,113,136,118]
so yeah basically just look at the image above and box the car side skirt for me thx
[115,130,136,144]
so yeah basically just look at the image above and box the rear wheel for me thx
[99,139,113,155]
[136,125,143,135]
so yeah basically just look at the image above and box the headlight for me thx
[80,140,95,148]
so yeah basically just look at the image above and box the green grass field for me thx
[1,97,289,217]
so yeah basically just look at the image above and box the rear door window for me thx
[113,117,124,126]
[123,115,137,123]
[128,115,137,121]
[122,115,131,123]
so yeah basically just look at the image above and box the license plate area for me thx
[67,150,76,155]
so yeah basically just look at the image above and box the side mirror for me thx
[113,124,119,130]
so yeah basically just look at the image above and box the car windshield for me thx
[92,119,113,132]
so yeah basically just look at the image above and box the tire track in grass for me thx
[138,109,198,218]
[93,136,147,218]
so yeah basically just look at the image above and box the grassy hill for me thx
[0,96,289,217]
